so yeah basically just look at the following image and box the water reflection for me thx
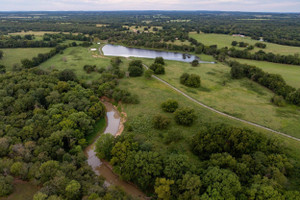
[102,44,215,63]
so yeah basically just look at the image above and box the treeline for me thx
[21,44,68,68]
[228,48,300,65]
[43,33,91,42]
[0,70,131,199]
[0,36,58,48]
[229,60,300,106]
[95,124,299,199]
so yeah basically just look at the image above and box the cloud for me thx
[0,0,299,12]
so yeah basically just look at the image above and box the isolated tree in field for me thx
[180,73,201,88]
[128,60,144,77]
[152,115,171,129]
[161,99,179,113]
[255,42,267,48]
[58,69,78,81]
[174,107,196,126]
[191,59,199,67]
[155,57,165,65]
[0,50,3,59]
[144,69,154,79]
[0,65,6,74]
[150,63,165,74]
[231,41,238,46]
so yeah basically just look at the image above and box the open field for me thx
[117,65,300,189]
[0,48,53,71]
[139,58,300,139]
[0,181,39,200]
[232,58,300,89]
[189,32,300,56]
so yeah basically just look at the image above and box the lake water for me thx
[102,44,214,63]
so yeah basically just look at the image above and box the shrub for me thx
[287,89,300,106]
[191,59,199,67]
[111,57,122,67]
[255,42,267,48]
[154,57,165,65]
[0,50,3,59]
[83,65,97,73]
[174,107,196,126]
[144,69,154,79]
[180,73,201,88]
[161,99,179,113]
[271,95,285,107]
[163,131,183,144]
[153,115,171,129]
[231,41,238,46]
[150,63,165,74]
[128,60,144,77]
[0,65,6,74]
[58,69,78,82]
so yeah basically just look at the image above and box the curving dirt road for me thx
[143,64,300,142]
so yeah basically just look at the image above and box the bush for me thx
[0,175,13,197]
[174,107,196,126]
[58,69,78,82]
[153,115,171,129]
[144,69,154,79]
[191,59,199,67]
[128,60,144,77]
[255,42,267,48]
[112,88,139,104]
[180,73,201,88]
[0,65,6,74]
[271,95,285,107]
[150,63,165,74]
[288,89,300,106]
[0,50,3,59]
[231,41,238,46]
[111,57,122,67]
[161,99,179,113]
[163,131,183,144]
[83,65,97,73]
[154,57,165,65]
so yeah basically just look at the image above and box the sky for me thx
[1,0,300,12]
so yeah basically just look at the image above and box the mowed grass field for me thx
[139,58,300,139]
[0,48,53,71]
[232,58,300,89]
[189,32,300,56]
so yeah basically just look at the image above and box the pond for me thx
[102,44,215,63]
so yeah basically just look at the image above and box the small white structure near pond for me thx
[97,42,101,45]
[90,48,97,51]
